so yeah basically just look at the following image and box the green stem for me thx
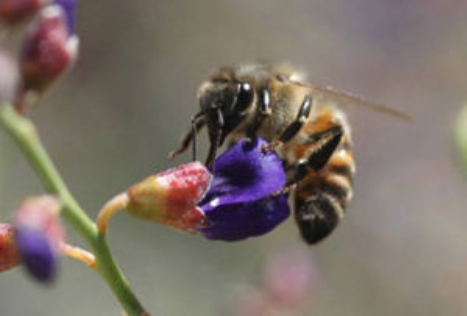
[0,105,147,316]
[455,103,467,177]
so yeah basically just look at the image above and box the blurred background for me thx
[1,0,467,315]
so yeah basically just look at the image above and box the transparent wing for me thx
[295,81,412,120]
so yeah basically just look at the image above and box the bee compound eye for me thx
[235,83,254,112]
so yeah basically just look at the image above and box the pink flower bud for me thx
[126,162,211,232]
[263,249,318,308]
[14,196,63,242]
[0,49,19,104]
[235,288,272,316]
[0,224,20,272]
[0,0,51,25]
[18,2,78,104]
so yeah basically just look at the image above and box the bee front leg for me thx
[246,89,272,140]
[262,95,312,152]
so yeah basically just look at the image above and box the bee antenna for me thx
[170,111,207,161]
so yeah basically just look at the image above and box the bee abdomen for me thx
[294,193,344,244]
[321,173,353,209]
[294,146,355,244]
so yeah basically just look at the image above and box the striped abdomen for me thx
[292,111,355,244]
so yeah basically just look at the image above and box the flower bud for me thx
[0,0,51,25]
[17,0,78,107]
[126,162,211,232]
[0,224,20,272]
[0,49,19,104]
[13,196,64,283]
[263,250,318,308]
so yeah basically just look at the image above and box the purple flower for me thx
[15,227,57,282]
[122,138,289,241]
[198,138,290,241]
[13,196,64,283]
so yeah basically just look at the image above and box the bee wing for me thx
[296,81,412,120]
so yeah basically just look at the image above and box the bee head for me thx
[195,79,254,165]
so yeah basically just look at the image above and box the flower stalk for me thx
[96,193,129,233]
[0,104,147,316]
[61,243,96,269]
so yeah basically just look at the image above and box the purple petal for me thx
[14,227,57,283]
[199,138,286,209]
[199,195,290,241]
[54,0,76,34]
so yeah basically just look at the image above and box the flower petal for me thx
[55,0,76,35]
[198,194,290,241]
[13,196,63,283]
[15,227,57,282]
[200,138,286,209]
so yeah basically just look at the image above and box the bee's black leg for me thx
[246,89,272,139]
[305,125,343,169]
[282,124,342,189]
[262,95,312,152]
[205,109,225,167]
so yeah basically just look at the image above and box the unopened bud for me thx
[126,162,211,232]
[17,0,78,110]
[0,0,51,25]
[263,250,318,308]
[0,224,20,272]
[0,49,19,104]
[13,196,64,283]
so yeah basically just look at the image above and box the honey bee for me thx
[170,63,409,245]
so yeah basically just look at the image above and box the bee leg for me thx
[246,89,272,140]
[205,109,225,167]
[295,194,343,244]
[286,124,343,186]
[305,125,343,170]
[262,95,312,152]
[170,116,206,160]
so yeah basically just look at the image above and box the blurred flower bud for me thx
[235,288,272,316]
[262,249,318,309]
[126,162,211,232]
[230,249,319,316]
[0,223,20,272]
[0,49,19,104]
[13,196,64,283]
[0,0,51,25]
[17,0,78,110]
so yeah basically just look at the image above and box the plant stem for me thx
[0,104,147,316]
[455,103,467,177]
[96,192,129,233]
